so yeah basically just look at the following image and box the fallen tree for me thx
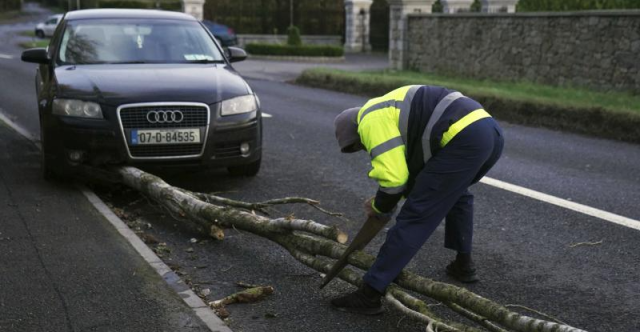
[115,166,587,332]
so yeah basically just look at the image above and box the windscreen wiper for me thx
[184,59,225,64]
[107,61,149,64]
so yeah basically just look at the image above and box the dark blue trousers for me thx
[363,117,504,293]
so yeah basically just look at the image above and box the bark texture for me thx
[116,166,588,332]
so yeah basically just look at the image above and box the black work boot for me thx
[446,253,479,283]
[330,283,384,315]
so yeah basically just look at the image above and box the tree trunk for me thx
[116,166,588,332]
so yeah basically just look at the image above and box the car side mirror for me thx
[21,48,49,64]
[227,47,247,63]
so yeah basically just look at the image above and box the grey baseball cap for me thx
[334,107,362,153]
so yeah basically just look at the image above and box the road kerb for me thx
[81,187,234,332]
[0,115,233,332]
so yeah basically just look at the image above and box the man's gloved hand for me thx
[364,197,394,223]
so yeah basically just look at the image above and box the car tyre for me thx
[228,158,261,177]
[35,30,45,39]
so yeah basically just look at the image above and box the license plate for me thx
[131,129,200,145]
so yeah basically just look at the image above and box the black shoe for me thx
[330,284,384,315]
[446,259,479,283]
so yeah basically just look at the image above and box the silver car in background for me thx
[35,14,63,38]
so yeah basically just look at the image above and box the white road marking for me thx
[481,177,640,231]
[0,108,36,142]
[2,104,637,233]
[0,53,14,59]
[262,112,273,118]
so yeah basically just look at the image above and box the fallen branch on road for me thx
[116,166,588,332]
[209,286,275,309]
[568,240,603,248]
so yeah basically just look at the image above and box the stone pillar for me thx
[440,0,474,13]
[344,0,374,53]
[480,0,519,13]
[183,0,205,21]
[388,0,435,70]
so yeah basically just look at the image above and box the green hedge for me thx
[287,26,302,46]
[245,43,344,57]
[0,0,21,11]
[203,0,344,35]
[517,0,640,11]
[296,69,640,144]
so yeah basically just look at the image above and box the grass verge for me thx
[19,40,50,49]
[19,30,36,38]
[296,69,640,144]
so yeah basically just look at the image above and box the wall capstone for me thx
[183,0,205,21]
[387,0,435,70]
[440,0,474,13]
[480,0,518,13]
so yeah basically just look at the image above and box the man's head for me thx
[334,107,363,153]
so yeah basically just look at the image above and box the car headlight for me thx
[220,95,257,116]
[52,99,103,118]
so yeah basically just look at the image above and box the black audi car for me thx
[21,9,262,179]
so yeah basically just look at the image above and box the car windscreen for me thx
[57,19,225,65]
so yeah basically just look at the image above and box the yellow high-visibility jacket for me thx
[357,85,492,213]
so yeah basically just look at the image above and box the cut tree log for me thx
[209,286,275,309]
[116,166,588,332]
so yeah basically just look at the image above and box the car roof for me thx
[64,9,197,22]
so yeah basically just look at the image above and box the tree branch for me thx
[116,166,589,332]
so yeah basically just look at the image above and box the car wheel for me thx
[227,158,261,177]
[35,30,45,39]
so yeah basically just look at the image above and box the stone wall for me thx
[405,11,640,93]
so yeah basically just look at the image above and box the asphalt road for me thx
[0,11,215,332]
[1,16,639,332]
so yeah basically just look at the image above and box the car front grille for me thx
[119,105,208,129]
[118,103,209,159]
[128,144,204,158]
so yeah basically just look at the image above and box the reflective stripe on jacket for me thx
[357,85,492,213]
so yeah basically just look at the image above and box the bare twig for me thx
[385,291,467,332]
[568,240,603,248]
[397,316,407,328]
[506,304,567,325]
[236,281,260,288]
[188,190,349,220]
[231,224,244,235]
[445,302,510,332]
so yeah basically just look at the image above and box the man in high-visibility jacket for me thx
[332,85,504,315]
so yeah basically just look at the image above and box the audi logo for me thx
[146,110,184,124]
